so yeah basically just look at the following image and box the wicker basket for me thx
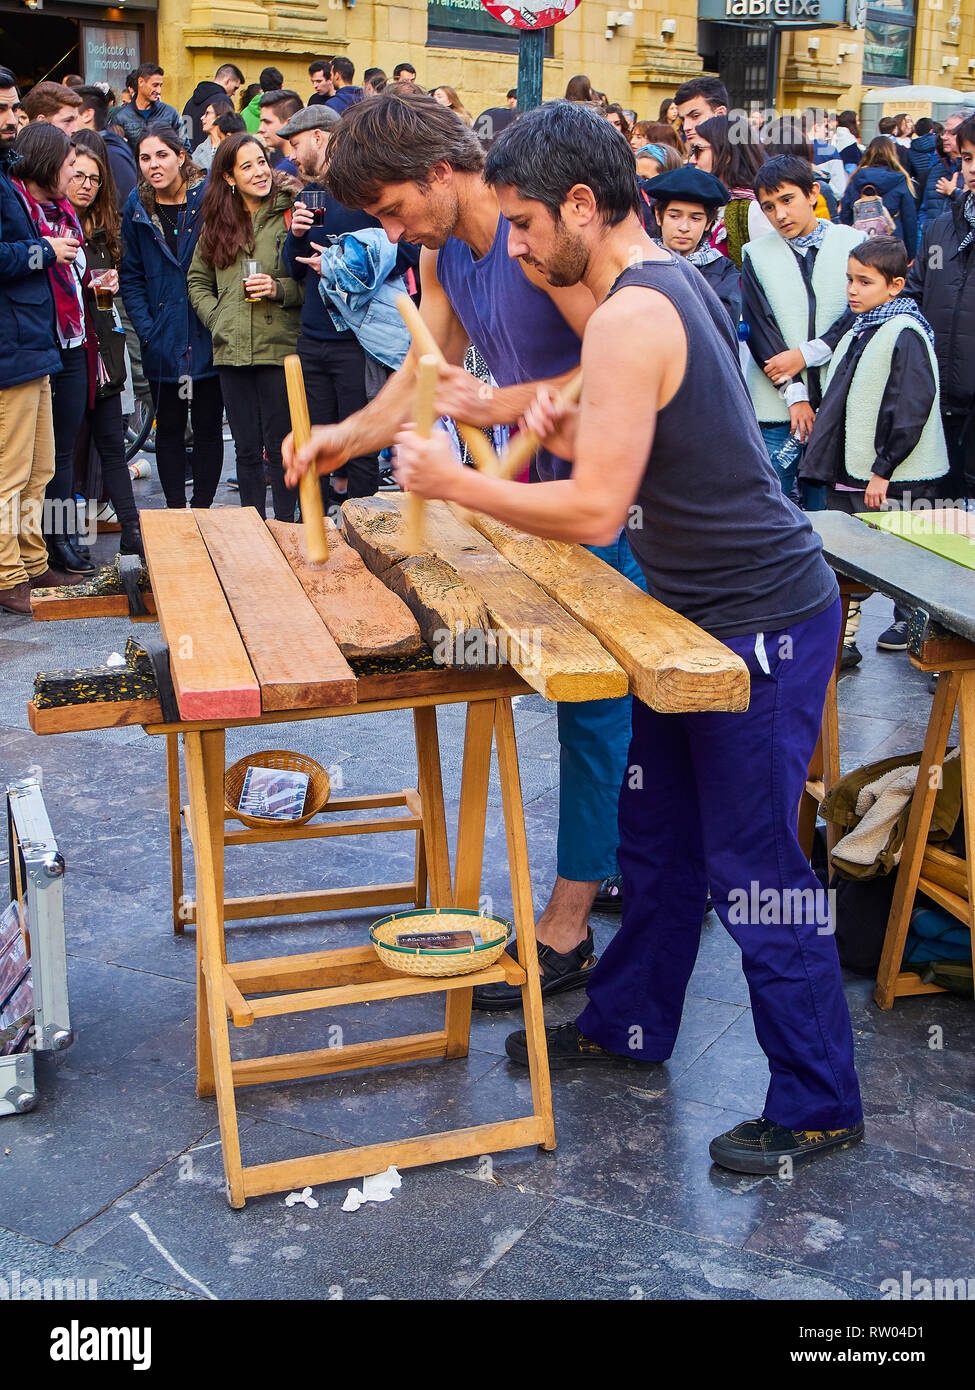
[224,750,331,830]
[370,908,513,978]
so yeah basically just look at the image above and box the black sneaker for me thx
[505,1020,658,1069]
[839,642,862,672]
[592,874,623,914]
[876,620,909,652]
[709,1117,865,1174]
[472,929,597,1012]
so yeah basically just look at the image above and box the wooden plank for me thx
[342,495,497,668]
[921,846,968,900]
[240,1116,549,1199]
[813,511,975,644]
[31,590,157,622]
[231,1031,450,1087]
[266,518,422,659]
[179,880,419,924]
[140,509,260,721]
[28,697,163,734]
[375,497,628,701]
[194,508,356,711]
[457,510,749,714]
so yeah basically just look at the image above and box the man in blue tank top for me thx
[389,101,864,1175]
[283,92,647,1012]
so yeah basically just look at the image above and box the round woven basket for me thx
[224,750,331,829]
[370,908,512,978]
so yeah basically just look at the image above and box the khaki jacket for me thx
[187,188,302,368]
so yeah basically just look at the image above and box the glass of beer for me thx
[243,259,263,303]
[92,272,115,311]
[302,190,327,226]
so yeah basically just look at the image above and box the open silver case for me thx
[2,778,72,1114]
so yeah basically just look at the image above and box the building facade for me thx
[1,0,972,120]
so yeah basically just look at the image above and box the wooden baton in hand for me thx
[395,293,499,474]
[284,354,329,563]
[407,354,439,553]
[492,371,583,480]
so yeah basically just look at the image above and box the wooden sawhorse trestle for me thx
[149,685,556,1208]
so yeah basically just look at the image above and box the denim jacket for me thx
[316,228,410,370]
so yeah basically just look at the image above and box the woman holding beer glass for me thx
[67,132,142,557]
[187,131,302,521]
[119,128,223,511]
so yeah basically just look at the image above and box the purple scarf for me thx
[12,179,84,342]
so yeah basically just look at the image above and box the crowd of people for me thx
[3,49,975,1172]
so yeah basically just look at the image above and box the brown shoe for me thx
[0,581,32,615]
[28,567,87,588]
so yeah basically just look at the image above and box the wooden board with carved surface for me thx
[341,495,495,669]
[346,495,628,702]
[139,508,261,721]
[453,509,750,713]
[266,518,422,660]
[194,508,357,712]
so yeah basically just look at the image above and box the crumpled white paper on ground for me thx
[342,1165,402,1212]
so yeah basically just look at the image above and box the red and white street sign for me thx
[479,0,580,29]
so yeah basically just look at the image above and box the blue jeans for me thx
[555,531,647,882]
[579,597,863,1129]
[759,421,825,511]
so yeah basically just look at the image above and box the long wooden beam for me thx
[453,509,750,713]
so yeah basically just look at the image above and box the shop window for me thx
[863,0,916,84]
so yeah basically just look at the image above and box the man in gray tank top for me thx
[391,101,863,1176]
[283,91,645,1013]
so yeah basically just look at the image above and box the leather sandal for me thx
[472,928,597,1012]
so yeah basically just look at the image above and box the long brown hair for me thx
[70,131,122,263]
[136,126,201,212]
[433,85,473,127]
[858,135,915,196]
[197,132,284,270]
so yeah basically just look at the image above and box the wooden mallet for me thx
[491,371,583,480]
[395,293,500,474]
[284,354,329,564]
[407,354,439,553]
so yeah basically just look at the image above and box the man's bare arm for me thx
[433,264,596,428]
[395,288,681,544]
[283,248,469,485]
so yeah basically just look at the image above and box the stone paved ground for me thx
[0,463,972,1301]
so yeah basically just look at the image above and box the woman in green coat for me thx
[187,131,302,520]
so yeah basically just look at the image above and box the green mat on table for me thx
[856,511,975,572]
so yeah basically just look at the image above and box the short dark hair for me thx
[507,89,517,101]
[0,66,16,91]
[216,112,246,136]
[125,70,139,94]
[393,62,416,79]
[309,57,334,77]
[913,117,939,138]
[762,116,813,164]
[135,63,163,82]
[877,116,897,135]
[76,85,109,129]
[258,90,303,122]
[331,57,355,84]
[215,63,244,84]
[957,114,975,151]
[325,92,484,207]
[754,154,816,199]
[259,66,284,92]
[485,99,639,227]
[674,76,728,111]
[21,81,82,121]
[364,68,384,83]
[14,121,72,192]
[849,235,909,283]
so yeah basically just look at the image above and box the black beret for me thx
[643,166,731,209]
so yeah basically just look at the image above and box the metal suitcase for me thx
[2,778,72,1114]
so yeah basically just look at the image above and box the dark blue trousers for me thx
[578,597,863,1131]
